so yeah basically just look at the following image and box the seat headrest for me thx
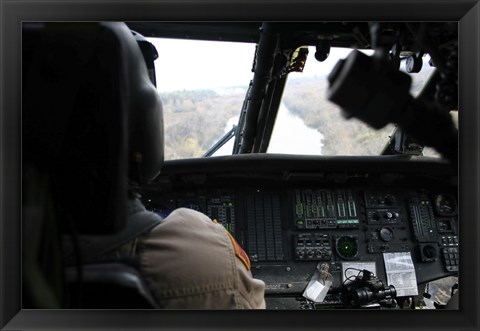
[23,22,164,233]
[123,26,164,185]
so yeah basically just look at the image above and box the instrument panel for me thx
[142,154,458,309]
[143,184,458,309]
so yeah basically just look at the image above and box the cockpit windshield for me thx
[148,38,254,160]
[148,38,437,160]
[268,47,436,156]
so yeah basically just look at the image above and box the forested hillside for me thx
[282,77,396,156]
[161,67,435,159]
[160,89,245,159]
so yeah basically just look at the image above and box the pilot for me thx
[92,24,266,309]
[23,22,265,310]
[96,28,266,309]
[128,29,266,309]
[137,207,266,309]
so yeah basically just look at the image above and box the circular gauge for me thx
[434,194,457,216]
[336,236,359,260]
[379,227,394,242]
[384,194,396,206]
[420,244,437,261]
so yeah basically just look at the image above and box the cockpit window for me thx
[149,38,437,159]
[268,47,436,156]
[148,38,255,160]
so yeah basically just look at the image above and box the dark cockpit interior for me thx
[21,20,460,312]
[143,155,458,309]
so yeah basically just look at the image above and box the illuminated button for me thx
[296,204,304,215]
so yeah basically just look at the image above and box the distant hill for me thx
[282,76,396,156]
[160,67,436,159]
[160,89,245,159]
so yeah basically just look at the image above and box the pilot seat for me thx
[22,22,164,309]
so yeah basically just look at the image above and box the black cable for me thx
[342,275,358,285]
[342,268,364,285]
[343,267,362,278]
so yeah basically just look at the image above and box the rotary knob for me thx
[422,245,437,260]
[379,227,394,242]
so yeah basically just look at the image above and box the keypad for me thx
[441,235,459,272]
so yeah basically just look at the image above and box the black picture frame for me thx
[1,0,479,330]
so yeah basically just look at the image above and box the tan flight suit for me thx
[138,207,266,309]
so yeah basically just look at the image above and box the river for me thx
[214,104,324,156]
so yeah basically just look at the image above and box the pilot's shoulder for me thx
[163,207,214,226]
[160,208,251,270]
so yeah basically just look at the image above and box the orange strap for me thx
[225,230,251,271]
[214,219,251,270]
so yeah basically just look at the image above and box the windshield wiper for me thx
[203,125,237,157]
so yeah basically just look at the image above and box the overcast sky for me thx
[147,37,435,157]
[147,37,357,92]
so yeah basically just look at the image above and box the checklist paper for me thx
[383,252,419,297]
